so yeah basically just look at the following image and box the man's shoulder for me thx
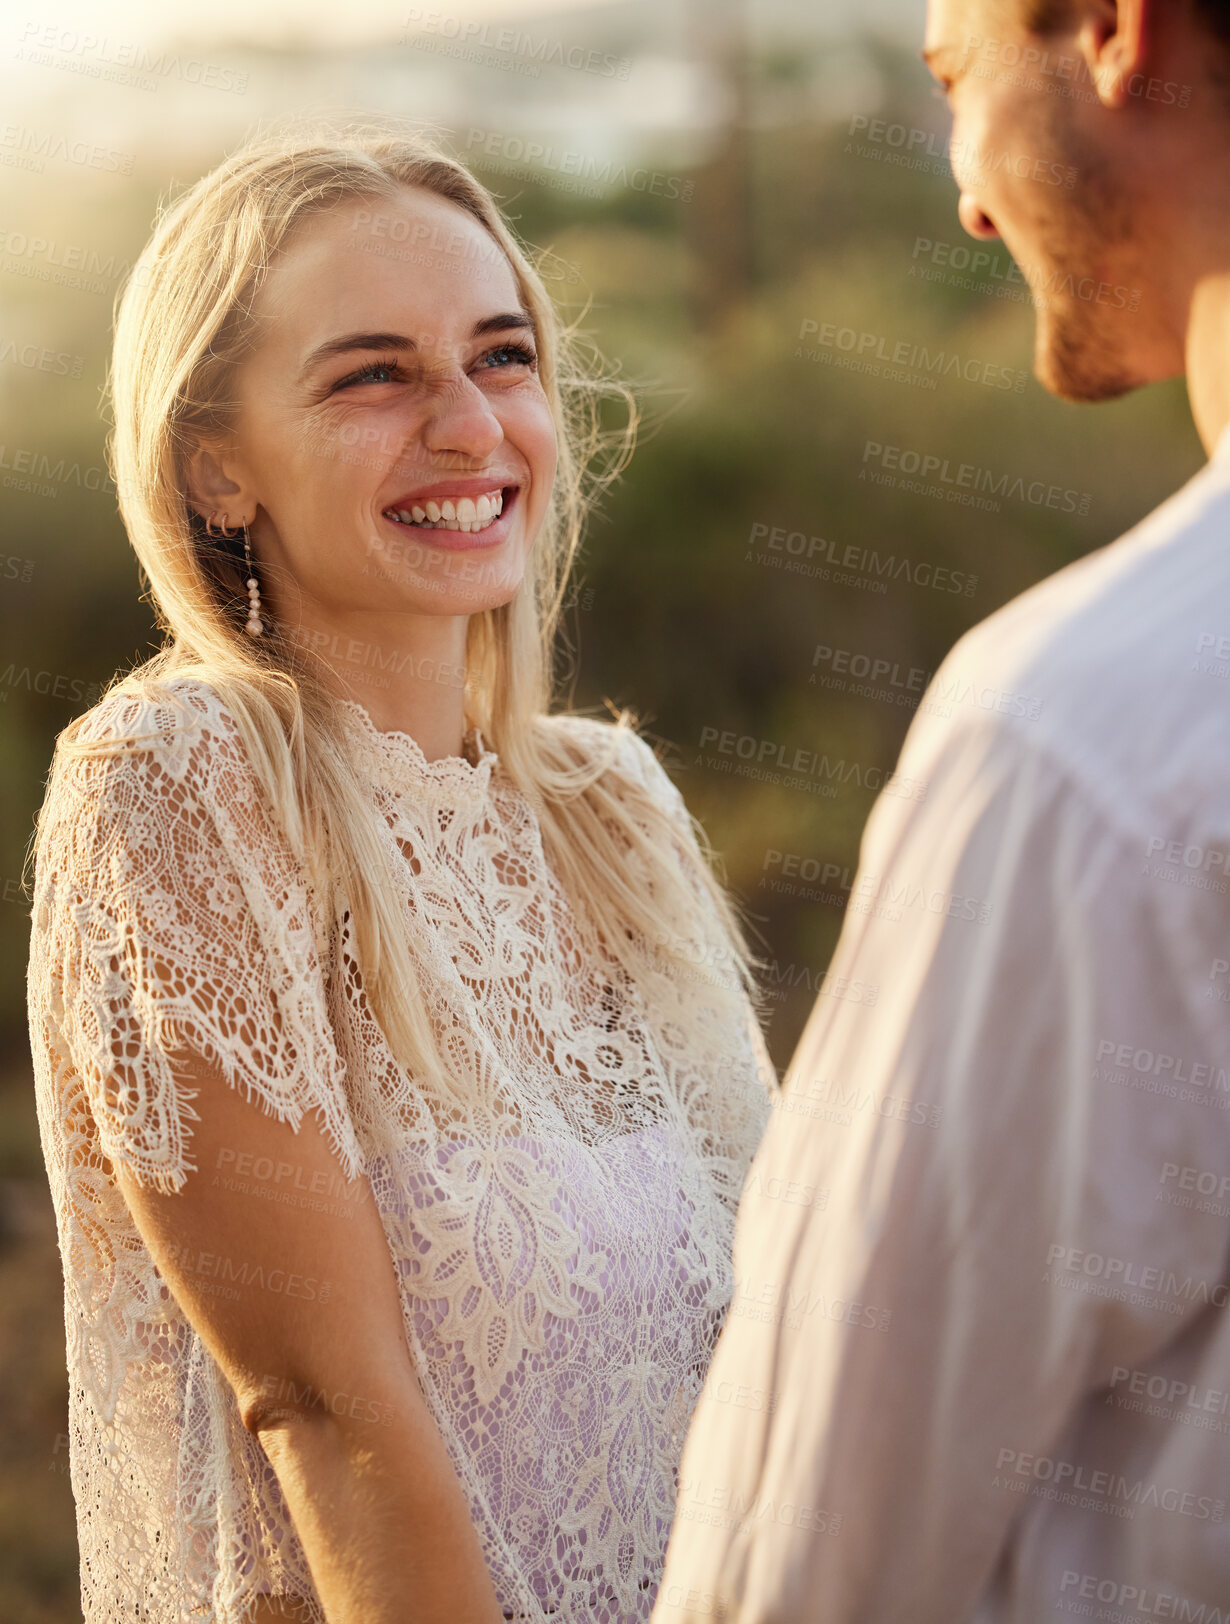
[921,457,1230,818]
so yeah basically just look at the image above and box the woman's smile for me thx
[379,479,521,551]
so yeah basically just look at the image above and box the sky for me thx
[1,0,920,160]
[10,0,920,53]
[14,0,629,51]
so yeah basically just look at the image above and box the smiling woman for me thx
[23,114,777,1624]
[187,180,566,673]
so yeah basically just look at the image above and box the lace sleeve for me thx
[613,724,758,988]
[605,722,777,1207]
[29,683,363,1197]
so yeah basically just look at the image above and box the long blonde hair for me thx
[36,111,765,1103]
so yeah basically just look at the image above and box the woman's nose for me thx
[958,190,1001,241]
[420,375,505,465]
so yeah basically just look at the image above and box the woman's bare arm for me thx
[114,1045,505,1624]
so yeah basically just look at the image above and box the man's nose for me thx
[958,191,1001,240]
[421,375,506,465]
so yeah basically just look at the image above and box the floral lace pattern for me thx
[26,677,775,1623]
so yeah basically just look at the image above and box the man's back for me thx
[655,0,1230,1613]
[652,429,1230,1622]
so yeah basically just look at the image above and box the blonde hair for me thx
[37,111,765,1104]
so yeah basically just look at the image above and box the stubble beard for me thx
[1020,95,1143,401]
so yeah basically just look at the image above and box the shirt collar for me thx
[337,696,498,807]
[1212,418,1230,468]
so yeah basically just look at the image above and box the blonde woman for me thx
[24,117,776,1624]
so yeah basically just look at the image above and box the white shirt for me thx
[651,425,1230,1623]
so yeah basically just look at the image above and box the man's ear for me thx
[1077,0,1148,109]
[182,437,251,525]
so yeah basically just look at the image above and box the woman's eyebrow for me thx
[298,311,537,381]
[473,310,537,339]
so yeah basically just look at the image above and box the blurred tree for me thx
[685,0,754,326]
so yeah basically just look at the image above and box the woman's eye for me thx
[334,357,402,389]
[476,343,538,373]
[331,344,536,391]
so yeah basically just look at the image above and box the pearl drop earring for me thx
[240,520,264,638]
[213,510,264,638]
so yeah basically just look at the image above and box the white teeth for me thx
[382,489,509,533]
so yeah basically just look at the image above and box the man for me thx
[652,1,1230,1618]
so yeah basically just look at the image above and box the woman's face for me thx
[192,184,558,636]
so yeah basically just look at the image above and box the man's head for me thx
[923,0,1230,401]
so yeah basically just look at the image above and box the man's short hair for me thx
[1194,0,1230,47]
[1018,0,1074,28]
[1021,0,1230,45]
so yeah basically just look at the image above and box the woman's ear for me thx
[183,437,250,523]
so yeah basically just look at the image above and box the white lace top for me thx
[25,676,775,1624]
